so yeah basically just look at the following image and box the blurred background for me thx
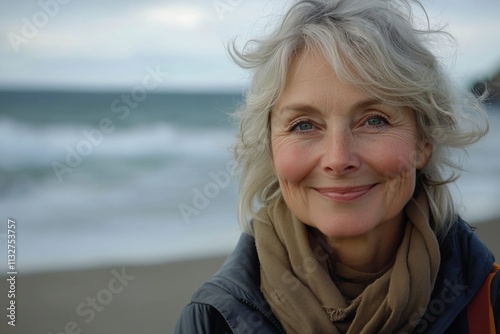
[0,0,499,333]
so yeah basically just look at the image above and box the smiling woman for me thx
[174,0,498,333]
[270,49,433,276]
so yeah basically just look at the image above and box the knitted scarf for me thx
[254,194,440,334]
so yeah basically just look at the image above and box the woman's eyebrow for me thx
[276,98,383,116]
[276,103,321,116]
[351,98,384,111]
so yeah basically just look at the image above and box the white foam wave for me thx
[0,117,235,168]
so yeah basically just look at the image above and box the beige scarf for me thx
[254,194,440,334]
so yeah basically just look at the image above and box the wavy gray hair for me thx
[229,0,488,237]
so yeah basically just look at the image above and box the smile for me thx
[313,184,376,203]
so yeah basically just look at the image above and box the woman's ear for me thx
[416,141,432,169]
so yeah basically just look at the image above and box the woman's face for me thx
[271,50,431,238]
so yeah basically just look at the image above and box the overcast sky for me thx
[1,0,499,92]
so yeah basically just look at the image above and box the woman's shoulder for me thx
[418,217,497,332]
[438,217,495,292]
[173,302,232,334]
[439,217,494,265]
[173,233,285,334]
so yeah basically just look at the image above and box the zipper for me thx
[236,297,286,334]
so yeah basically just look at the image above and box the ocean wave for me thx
[0,117,235,169]
[3,108,500,273]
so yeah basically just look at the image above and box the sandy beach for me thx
[1,219,498,334]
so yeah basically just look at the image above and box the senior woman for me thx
[174,0,498,333]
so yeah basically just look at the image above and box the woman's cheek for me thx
[272,139,315,183]
[372,140,417,182]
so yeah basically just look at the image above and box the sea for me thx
[1,90,499,273]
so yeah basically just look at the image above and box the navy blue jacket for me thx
[173,219,499,333]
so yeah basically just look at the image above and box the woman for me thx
[174,0,498,333]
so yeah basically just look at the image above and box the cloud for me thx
[1,1,225,60]
[141,4,206,30]
[0,0,499,90]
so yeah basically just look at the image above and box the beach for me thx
[0,0,499,330]
[0,255,227,334]
[0,93,498,333]
[0,219,498,334]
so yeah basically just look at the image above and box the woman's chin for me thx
[309,217,379,239]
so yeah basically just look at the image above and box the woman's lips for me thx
[313,184,376,203]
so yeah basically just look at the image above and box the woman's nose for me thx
[320,130,360,175]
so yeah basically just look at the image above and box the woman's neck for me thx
[323,217,406,273]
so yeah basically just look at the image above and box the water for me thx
[0,90,499,273]
[0,90,243,273]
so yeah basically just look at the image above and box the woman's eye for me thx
[291,121,314,132]
[365,116,388,127]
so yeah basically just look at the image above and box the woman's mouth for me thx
[313,184,376,203]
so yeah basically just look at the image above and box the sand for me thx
[0,256,227,334]
[0,220,498,334]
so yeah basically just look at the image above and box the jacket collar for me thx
[208,232,285,331]
[411,218,495,333]
[207,218,494,333]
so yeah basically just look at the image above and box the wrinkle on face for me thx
[268,48,431,271]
